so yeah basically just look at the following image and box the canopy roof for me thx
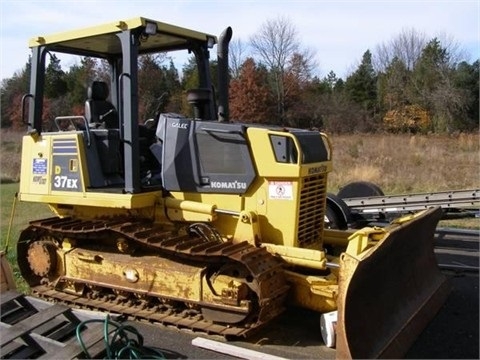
[28,17,217,57]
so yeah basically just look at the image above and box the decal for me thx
[33,158,47,174]
[308,164,327,175]
[269,181,293,200]
[51,153,82,192]
[32,175,47,185]
[53,175,79,189]
[171,122,188,129]
[211,181,247,190]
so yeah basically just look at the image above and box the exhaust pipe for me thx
[217,27,232,122]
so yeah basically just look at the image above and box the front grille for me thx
[297,174,327,247]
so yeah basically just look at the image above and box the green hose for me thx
[76,315,165,359]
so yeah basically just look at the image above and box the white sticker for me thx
[269,181,293,200]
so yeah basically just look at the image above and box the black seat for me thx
[85,81,117,128]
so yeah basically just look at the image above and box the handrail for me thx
[53,115,91,147]
[118,72,131,140]
[21,94,34,126]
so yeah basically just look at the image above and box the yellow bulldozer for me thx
[15,17,450,358]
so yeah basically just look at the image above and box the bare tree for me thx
[374,28,427,72]
[229,38,248,79]
[250,16,315,123]
[434,31,469,65]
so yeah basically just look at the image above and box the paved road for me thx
[406,271,479,359]
[127,272,478,359]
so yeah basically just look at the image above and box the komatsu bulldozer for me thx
[15,17,450,358]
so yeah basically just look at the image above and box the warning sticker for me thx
[268,181,293,200]
[33,158,47,174]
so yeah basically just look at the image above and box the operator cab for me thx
[24,17,221,194]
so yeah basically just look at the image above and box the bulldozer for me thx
[15,17,450,358]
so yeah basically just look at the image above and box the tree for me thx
[229,58,275,123]
[44,54,67,98]
[250,16,315,123]
[229,38,248,79]
[411,38,466,132]
[345,50,377,116]
[180,56,219,118]
[1,59,30,128]
[138,54,174,122]
[161,59,183,114]
[452,60,479,131]
[374,28,427,72]
[283,52,315,127]
[377,57,410,110]
[313,88,366,133]
[64,57,99,115]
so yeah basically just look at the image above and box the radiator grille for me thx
[297,174,327,247]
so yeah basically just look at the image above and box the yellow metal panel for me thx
[165,197,216,222]
[19,132,90,196]
[20,135,50,195]
[246,127,333,177]
[283,270,338,313]
[64,249,204,301]
[246,128,301,178]
[19,131,159,210]
[29,17,216,53]
[262,243,327,269]
[19,191,157,209]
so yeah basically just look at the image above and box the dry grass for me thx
[327,133,480,194]
[0,130,23,183]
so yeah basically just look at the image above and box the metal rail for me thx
[343,189,479,215]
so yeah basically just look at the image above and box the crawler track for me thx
[17,216,289,338]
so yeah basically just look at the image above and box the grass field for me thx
[1,130,478,290]
[1,182,51,291]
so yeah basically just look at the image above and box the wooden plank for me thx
[1,341,43,359]
[2,316,108,360]
[1,322,59,359]
[35,320,78,342]
[1,292,39,327]
[0,251,16,291]
[0,290,23,305]
[0,294,131,359]
[29,334,67,357]
[0,304,69,346]
[39,322,107,360]
[192,337,289,360]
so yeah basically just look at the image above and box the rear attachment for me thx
[335,207,450,359]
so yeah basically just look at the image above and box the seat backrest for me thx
[85,81,117,128]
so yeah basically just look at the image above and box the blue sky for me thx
[0,0,478,81]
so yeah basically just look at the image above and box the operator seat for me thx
[85,81,117,128]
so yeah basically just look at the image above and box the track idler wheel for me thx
[27,239,58,277]
[18,234,61,286]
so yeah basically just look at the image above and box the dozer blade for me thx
[336,207,450,359]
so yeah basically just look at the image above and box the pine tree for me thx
[345,50,377,113]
